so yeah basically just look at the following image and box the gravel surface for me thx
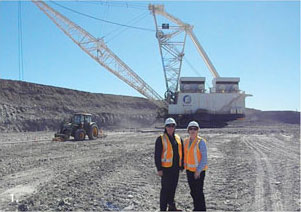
[0,123,300,211]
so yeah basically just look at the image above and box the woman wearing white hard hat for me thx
[184,121,207,211]
[154,117,184,211]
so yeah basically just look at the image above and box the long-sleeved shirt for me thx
[188,138,207,172]
[154,133,184,171]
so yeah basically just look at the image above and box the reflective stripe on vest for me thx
[184,136,208,172]
[161,134,182,168]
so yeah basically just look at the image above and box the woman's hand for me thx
[157,170,163,177]
[194,171,201,179]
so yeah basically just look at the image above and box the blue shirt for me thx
[197,139,207,172]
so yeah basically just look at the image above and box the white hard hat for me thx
[187,121,199,129]
[165,117,177,126]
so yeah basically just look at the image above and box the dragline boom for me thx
[32,0,167,109]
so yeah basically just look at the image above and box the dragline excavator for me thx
[32,0,250,127]
[149,4,251,126]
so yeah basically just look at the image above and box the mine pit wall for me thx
[0,103,158,132]
[1,79,299,132]
[0,79,158,132]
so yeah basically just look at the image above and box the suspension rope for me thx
[49,1,154,32]
[18,0,24,81]
[105,12,149,44]
[183,57,211,89]
[79,1,147,10]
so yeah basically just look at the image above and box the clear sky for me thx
[0,1,300,111]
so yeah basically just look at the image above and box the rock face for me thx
[0,79,158,132]
[0,79,299,132]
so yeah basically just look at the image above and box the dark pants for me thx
[186,170,206,211]
[160,168,180,211]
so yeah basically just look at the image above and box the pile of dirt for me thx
[244,108,300,125]
[0,79,159,132]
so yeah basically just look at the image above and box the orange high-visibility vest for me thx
[161,133,183,168]
[184,136,208,172]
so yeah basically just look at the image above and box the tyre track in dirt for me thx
[242,136,283,211]
[2,131,160,211]
[206,134,256,211]
[242,131,300,211]
[94,132,164,211]
[0,132,117,210]
[1,126,299,211]
[204,128,300,211]
[259,132,300,211]
[254,134,299,160]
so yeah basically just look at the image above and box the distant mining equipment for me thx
[32,1,251,128]
[149,4,252,127]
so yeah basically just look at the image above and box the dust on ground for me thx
[0,123,299,211]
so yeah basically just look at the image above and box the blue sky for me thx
[0,1,300,111]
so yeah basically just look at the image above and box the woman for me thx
[184,121,207,211]
[154,117,183,211]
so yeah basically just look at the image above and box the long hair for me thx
[164,127,175,137]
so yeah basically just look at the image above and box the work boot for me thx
[168,203,181,211]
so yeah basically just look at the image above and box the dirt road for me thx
[0,123,300,211]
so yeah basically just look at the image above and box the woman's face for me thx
[165,124,175,136]
[188,127,198,138]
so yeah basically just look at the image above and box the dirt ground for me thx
[0,122,300,211]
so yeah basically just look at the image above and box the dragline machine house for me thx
[149,4,251,126]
